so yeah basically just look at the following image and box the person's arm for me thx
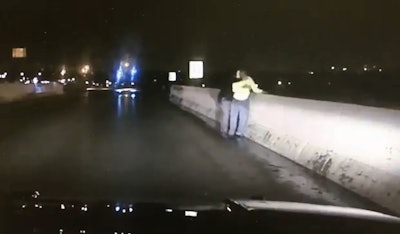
[247,77,263,94]
[232,80,248,93]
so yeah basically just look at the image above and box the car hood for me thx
[1,191,399,233]
[231,200,400,222]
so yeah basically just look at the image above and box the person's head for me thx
[239,70,248,79]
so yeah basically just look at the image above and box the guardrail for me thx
[0,82,63,103]
[170,85,400,214]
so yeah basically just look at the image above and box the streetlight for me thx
[61,67,66,76]
[81,65,90,76]
[124,62,130,68]
[32,77,39,84]
[331,66,335,70]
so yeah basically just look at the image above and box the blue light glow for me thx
[116,64,123,84]
[130,67,137,82]
[115,60,138,86]
[117,95,122,117]
[115,206,120,212]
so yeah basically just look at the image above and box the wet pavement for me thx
[0,92,389,212]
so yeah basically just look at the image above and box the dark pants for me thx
[228,98,249,136]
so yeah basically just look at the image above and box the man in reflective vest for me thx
[228,70,263,138]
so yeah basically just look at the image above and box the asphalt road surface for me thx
[0,91,388,212]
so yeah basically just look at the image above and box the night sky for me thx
[1,0,400,71]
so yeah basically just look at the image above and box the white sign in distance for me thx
[168,72,177,82]
[189,61,203,79]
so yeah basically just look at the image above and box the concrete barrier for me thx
[170,85,400,214]
[0,82,63,102]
